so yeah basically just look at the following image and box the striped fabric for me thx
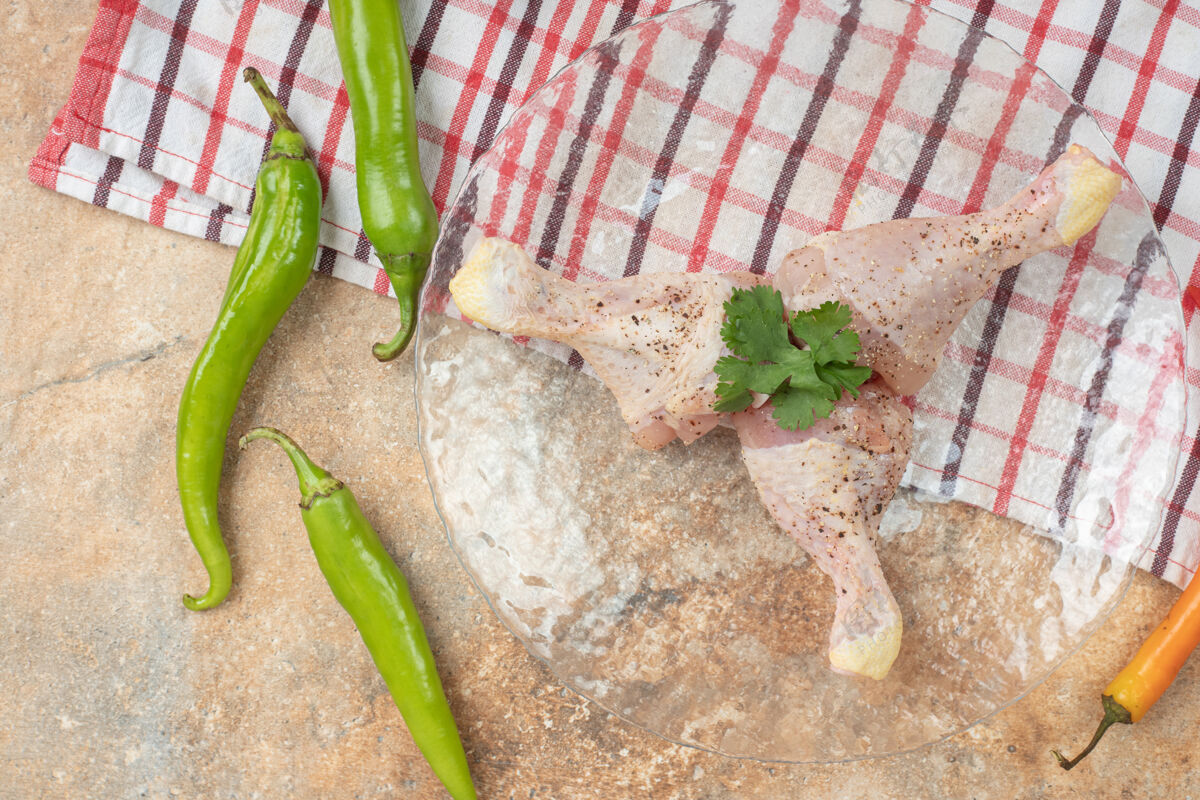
[30,0,1200,587]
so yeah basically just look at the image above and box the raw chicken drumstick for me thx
[731,380,912,679]
[777,145,1123,395]
[449,145,1122,679]
[449,239,765,449]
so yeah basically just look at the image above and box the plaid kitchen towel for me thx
[30,0,1200,587]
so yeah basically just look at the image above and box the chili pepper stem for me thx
[243,68,300,134]
[372,251,431,361]
[1051,694,1133,770]
[239,427,343,508]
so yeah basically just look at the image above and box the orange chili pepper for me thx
[1053,565,1200,769]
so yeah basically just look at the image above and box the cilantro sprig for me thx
[713,287,872,430]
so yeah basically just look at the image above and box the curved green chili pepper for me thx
[177,69,323,611]
[239,427,477,800]
[327,0,440,361]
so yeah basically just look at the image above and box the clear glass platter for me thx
[414,0,1186,762]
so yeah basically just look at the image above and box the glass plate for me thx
[414,0,1185,762]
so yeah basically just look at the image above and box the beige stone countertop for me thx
[4,4,1199,799]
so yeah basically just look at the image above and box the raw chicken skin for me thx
[732,379,912,679]
[450,238,764,449]
[775,145,1123,394]
[447,144,1121,679]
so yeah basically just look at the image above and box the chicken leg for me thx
[450,238,764,449]
[732,380,912,679]
[775,144,1123,394]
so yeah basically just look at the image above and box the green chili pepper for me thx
[177,69,323,611]
[240,427,477,800]
[327,0,440,362]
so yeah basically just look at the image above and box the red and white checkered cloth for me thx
[31,0,1200,587]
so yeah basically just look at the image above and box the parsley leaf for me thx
[713,287,872,430]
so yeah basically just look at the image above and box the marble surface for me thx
[3,3,1199,798]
